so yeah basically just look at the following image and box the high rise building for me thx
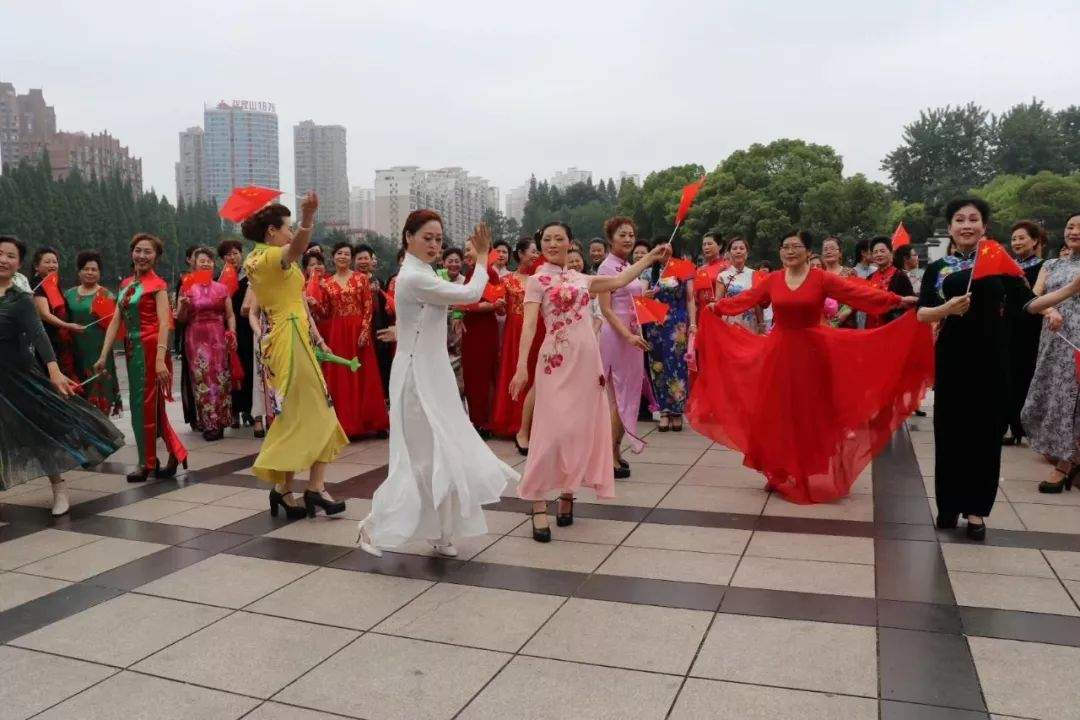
[618,171,641,186]
[175,127,204,204]
[504,183,528,223]
[373,165,420,239]
[47,131,142,191]
[0,83,17,169]
[202,100,279,207]
[349,187,375,231]
[550,166,591,190]
[293,120,348,226]
[0,84,56,170]
[372,165,497,243]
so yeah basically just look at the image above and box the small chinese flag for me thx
[674,175,706,226]
[752,269,771,287]
[520,257,544,276]
[661,257,696,282]
[180,270,213,294]
[305,267,325,304]
[90,292,116,323]
[219,264,240,296]
[219,186,283,222]
[1075,349,1080,384]
[971,239,1024,281]
[487,250,501,265]
[41,272,64,309]
[891,222,911,249]
[633,296,669,325]
[482,282,506,304]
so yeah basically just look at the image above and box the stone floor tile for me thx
[156,504,263,530]
[212,487,274,510]
[0,571,70,612]
[274,633,507,720]
[3,486,109,509]
[35,670,259,720]
[1001,479,1080,506]
[633,446,706,465]
[597,546,738,585]
[338,497,374,520]
[576,480,670,507]
[1013,503,1080,534]
[659,485,768,515]
[949,571,1079,616]
[941,544,1054,578]
[695,450,746,468]
[616,462,689,485]
[1044,550,1080,581]
[100,497,201,522]
[478,509,527,534]
[508,517,637,545]
[745,531,875,565]
[763,492,874,521]
[680,463,767,489]
[0,646,116,720]
[375,583,562,651]
[248,567,432,630]
[64,473,156,494]
[731,556,876,598]
[473,535,613,573]
[17,537,168,582]
[0,529,102,570]
[388,533,500,561]
[523,597,710,674]
[692,613,878,697]
[11,592,229,666]
[670,678,877,720]
[262,516,362,547]
[969,636,1080,720]
[155,483,248,504]
[244,703,346,719]
[458,655,681,720]
[183,451,244,471]
[133,611,357,698]
[136,553,315,608]
[623,523,751,555]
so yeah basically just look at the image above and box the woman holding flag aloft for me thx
[64,251,122,415]
[644,237,694,431]
[688,229,932,505]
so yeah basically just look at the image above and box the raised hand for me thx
[300,191,319,225]
[647,244,672,265]
[472,222,492,257]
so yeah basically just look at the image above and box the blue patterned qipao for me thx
[644,275,690,415]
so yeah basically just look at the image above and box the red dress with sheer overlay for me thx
[687,268,933,504]
[490,273,546,437]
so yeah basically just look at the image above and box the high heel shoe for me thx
[269,488,307,520]
[356,519,382,557]
[617,459,629,470]
[556,495,575,527]
[1039,466,1077,494]
[514,438,529,456]
[303,490,346,518]
[530,509,551,543]
[671,416,683,432]
[127,464,153,483]
[253,418,266,439]
[966,519,986,542]
[155,455,188,479]
[614,466,631,480]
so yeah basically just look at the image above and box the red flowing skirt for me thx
[461,313,500,430]
[490,315,545,437]
[687,311,933,503]
[323,315,389,438]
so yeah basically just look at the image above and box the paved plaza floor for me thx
[2,395,1080,719]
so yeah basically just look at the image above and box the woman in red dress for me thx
[688,230,932,504]
[491,238,544,445]
[316,241,389,439]
[865,236,915,328]
[459,237,503,436]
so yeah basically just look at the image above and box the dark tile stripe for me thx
[177,531,253,554]
[63,515,208,545]
[330,548,463,583]
[575,574,725,612]
[878,627,986,712]
[877,600,963,634]
[0,583,123,643]
[876,540,956,605]
[444,560,587,597]
[643,507,759,530]
[225,536,352,567]
[938,527,1080,552]
[879,700,989,720]
[80,546,213,591]
[720,586,877,626]
[960,605,1080,649]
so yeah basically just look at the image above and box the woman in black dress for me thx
[0,236,124,517]
[1002,220,1046,445]
[866,236,915,327]
[218,239,254,428]
[917,198,1034,540]
[175,245,199,430]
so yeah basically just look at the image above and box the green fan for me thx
[315,349,360,372]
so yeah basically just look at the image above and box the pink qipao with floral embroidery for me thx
[517,263,615,501]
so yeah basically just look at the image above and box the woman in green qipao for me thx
[63,250,122,416]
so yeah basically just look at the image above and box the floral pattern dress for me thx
[644,275,690,415]
[181,280,233,434]
[517,263,615,501]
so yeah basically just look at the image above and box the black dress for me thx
[919,252,1033,519]
[173,277,199,429]
[371,276,394,402]
[1005,257,1043,441]
[0,287,124,489]
[229,272,254,419]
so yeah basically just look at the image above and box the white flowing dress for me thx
[364,253,518,547]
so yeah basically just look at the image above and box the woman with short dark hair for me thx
[1003,220,1047,445]
[64,250,122,415]
[218,237,253,429]
[865,236,915,327]
[30,245,81,379]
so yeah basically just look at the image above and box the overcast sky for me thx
[5,1,1080,208]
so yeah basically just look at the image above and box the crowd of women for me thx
[1,194,1079,551]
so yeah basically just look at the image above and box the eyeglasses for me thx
[779,244,806,252]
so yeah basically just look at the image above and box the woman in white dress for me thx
[358,212,518,557]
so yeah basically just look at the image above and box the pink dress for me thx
[517,263,614,501]
[182,280,233,434]
[597,253,645,452]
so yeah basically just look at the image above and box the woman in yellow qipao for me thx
[242,192,349,519]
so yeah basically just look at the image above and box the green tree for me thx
[1057,105,1080,173]
[972,171,1080,248]
[991,99,1067,176]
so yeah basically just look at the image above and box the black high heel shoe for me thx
[530,509,551,543]
[966,519,986,542]
[614,466,631,480]
[556,495,575,527]
[1039,466,1077,494]
[242,413,255,427]
[303,490,346,518]
[155,455,188,479]
[514,438,529,456]
[127,463,154,483]
[270,488,307,520]
[617,459,629,470]
[253,417,266,439]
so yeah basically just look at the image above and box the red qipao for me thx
[687,269,933,504]
[317,272,389,438]
[459,265,502,431]
[490,273,546,437]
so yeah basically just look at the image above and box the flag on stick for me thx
[968,239,1025,293]
[661,257,696,282]
[674,176,706,227]
[891,222,912,249]
[482,282,506,304]
[40,272,64,309]
[219,186,283,222]
[180,270,213,294]
[634,296,669,325]
[219,264,240,296]
[305,267,325,304]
